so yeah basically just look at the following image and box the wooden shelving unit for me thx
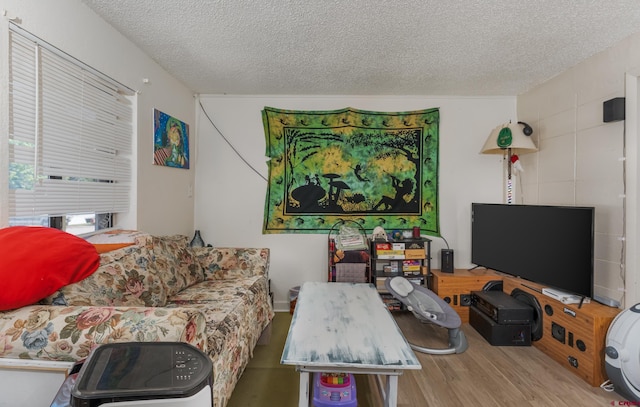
[327,220,370,283]
[371,238,431,311]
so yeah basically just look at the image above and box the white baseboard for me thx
[273,300,290,313]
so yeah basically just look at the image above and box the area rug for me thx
[227,312,376,407]
[262,107,440,235]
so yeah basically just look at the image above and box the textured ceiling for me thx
[82,0,640,96]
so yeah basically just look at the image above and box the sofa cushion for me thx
[43,243,168,307]
[166,276,273,354]
[165,276,274,406]
[151,235,204,297]
[0,305,208,361]
[193,248,269,280]
[0,227,100,311]
[168,279,255,309]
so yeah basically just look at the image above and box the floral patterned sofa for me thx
[0,232,274,407]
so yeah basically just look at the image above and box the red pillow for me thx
[0,226,100,311]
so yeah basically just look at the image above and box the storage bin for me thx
[289,286,300,314]
[335,263,367,283]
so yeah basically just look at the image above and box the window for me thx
[7,24,133,235]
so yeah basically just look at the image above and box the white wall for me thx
[9,0,633,310]
[196,95,515,310]
[0,0,196,236]
[0,0,518,312]
[517,31,640,308]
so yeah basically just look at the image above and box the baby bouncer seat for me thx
[385,276,468,355]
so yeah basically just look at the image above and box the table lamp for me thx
[481,122,537,204]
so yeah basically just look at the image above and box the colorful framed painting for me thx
[153,109,190,169]
[262,106,440,235]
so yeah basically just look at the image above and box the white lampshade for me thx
[481,122,537,155]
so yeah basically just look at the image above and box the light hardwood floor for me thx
[365,312,622,406]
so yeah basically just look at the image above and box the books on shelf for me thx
[375,248,424,260]
[376,250,405,255]
[402,259,421,272]
[404,249,426,259]
[377,254,405,259]
[374,242,392,251]
[380,294,403,311]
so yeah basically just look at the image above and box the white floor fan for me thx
[605,303,640,402]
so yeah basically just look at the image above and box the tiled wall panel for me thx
[516,33,640,306]
[538,134,575,183]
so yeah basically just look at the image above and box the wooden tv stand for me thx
[430,269,621,387]
[429,268,502,323]
[502,276,620,387]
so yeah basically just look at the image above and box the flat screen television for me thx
[471,203,595,298]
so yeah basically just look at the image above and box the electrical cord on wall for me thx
[439,234,450,250]
[198,100,267,182]
[619,121,627,306]
[200,100,451,257]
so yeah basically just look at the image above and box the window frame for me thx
[4,23,135,234]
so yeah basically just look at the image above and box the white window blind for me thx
[8,26,133,219]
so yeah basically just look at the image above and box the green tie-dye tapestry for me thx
[262,107,439,235]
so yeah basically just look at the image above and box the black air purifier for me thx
[53,342,213,407]
[441,249,454,273]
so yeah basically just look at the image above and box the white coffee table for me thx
[281,282,421,407]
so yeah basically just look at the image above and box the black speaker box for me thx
[603,97,625,122]
[510,288,543,341]
[470,306,532,346]
[482,280,503,292]
[552,322,566,343]
[471,290,533,325]
[440,249,454,273]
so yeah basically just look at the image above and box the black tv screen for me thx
[471,203,594,298]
